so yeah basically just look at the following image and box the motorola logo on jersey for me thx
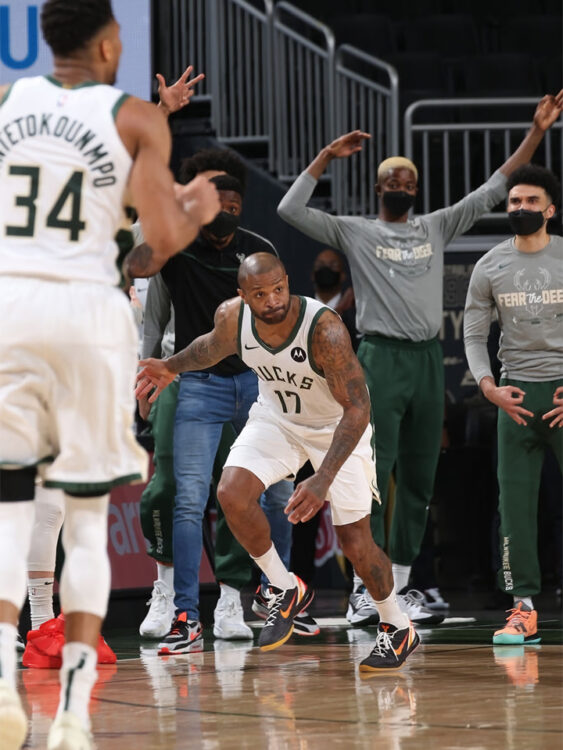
[291,347,306,363]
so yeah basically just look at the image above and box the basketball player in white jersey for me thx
[0,1,220,748]
[137,252,420,672]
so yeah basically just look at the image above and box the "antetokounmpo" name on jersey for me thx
[0,113,117,187]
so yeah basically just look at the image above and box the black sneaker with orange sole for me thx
[359,621,420,672]
[258,575,314,651]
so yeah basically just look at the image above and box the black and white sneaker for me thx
[251,585,270,620]
[158,612,203,655]
[254,585,319,637]
[359,621,420,672]
[397,588,444,625]
[258,575,314,651]
[346,585,380,628]
[423,588,450,612]
[293,612,320,636]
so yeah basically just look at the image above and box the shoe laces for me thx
[505,606,532,626]
[263,589,286,628]
[355,588,376,610]
[402,589,425,607]
[371,629,394,658]
[146,581,172,613]
[216,596,243,617]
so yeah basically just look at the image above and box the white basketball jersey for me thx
[0,76,132,285]
[238,296,344,426]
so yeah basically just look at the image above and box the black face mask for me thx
[507,209,546,236]
[205,211,240,239]
[314,266,340,289]
[381,190,415,217]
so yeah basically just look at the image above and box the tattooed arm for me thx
[285,310,371,523]
[135,298,240,402]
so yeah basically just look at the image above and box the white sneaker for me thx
[139,580,175,639]
[0,679,27,750]
[423,587,450,612]
[47,712,92,750]
[346,585,380,627]
[213,593,253,640]
[397,587,444,625]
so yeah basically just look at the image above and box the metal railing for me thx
[207,0,273,154]
[334,45,399,215]
[404,98,563,220]
[272,2,335,182]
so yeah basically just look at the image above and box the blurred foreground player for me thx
[137,253,419,671]
[0,1,219,748]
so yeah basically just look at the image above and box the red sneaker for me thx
[97,636,117,664]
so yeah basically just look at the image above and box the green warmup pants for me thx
[358,334,444,565]
[139,383,252,588]
[497,378,563,597]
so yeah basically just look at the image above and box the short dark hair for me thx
[209,174,244,197]
[507,164,560,207]
[41,0,115,56]
[179,148,248,191]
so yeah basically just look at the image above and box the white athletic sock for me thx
[392,563,411,593]
[57,642,97,730]
[28,577,55,629]
[375,586,410,630]
[0,623,18,689]
[515,596,534,610]
[251,544,293,591]
[219,583,240,601]
[156,563,174,592]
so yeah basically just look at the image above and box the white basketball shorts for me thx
[224,401,380,526]
[0,276,147,493]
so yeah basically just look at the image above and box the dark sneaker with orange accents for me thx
[158,612,203,655]
[359,621,420,672]
[258,574,314,651]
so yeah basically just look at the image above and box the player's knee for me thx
[216,480,240,516]
[59,495,110,617]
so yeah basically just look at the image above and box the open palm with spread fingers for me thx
[136,358,176,402]
[157,65,205,116]
[326,130,371,159]
[542,386,563,428]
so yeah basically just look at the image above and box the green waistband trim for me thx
[44,473,143,493]
[362,333,439,350]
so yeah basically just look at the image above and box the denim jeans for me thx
[172,369,291,619]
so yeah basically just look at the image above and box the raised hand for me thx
[542,385,563,428]
[156,65,205,117]
[326,130,371,159]
[533,89,563,132]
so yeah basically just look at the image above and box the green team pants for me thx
[139,383,251,588]
[497,378,563,597]
[357,334,444,565]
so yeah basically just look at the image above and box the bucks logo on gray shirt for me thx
[464,235,563,383]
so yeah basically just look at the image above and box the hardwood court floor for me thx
[17,608,563,750]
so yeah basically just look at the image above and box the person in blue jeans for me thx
[137,150,316,653]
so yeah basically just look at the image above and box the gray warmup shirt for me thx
[131,221,175,359]
[278,170,507,341]
[464,234,563,383]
